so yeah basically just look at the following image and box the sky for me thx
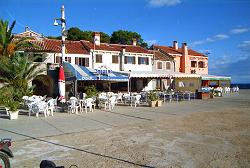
[0,0,250,83]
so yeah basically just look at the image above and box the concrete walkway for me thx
[0,91,246,141]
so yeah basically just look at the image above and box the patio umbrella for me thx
[58,65,66,102]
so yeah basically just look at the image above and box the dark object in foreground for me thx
[40,160,78,168]
[0,138,13,168]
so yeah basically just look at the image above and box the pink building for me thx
[153,41,208,75]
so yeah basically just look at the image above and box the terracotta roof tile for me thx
[154,45,206,57]
[27,39,89,54]
[81,41,152,54]
[177,48,206,56]
[154,45,182,55]
[149,50,173,61]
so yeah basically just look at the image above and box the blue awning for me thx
[63,62,128,81]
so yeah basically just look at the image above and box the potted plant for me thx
[156,98,162,107]
[0,87,21,120]
[6,99,20,120]
[84,85,97,98]
[148,92,158,107]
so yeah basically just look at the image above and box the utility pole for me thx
[54,5,66,64]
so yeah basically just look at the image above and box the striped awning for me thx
[128,71,200,78]
[63,62,128,81]
[201,75,231,80]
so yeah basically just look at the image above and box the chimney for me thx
[132,38,137,46]
[181,43,189,73]
[182,43,188,55]
[25,26,29,32]
[173,41,178,50]
[92,32,100,45]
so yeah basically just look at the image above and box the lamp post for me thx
[54,5,66,64]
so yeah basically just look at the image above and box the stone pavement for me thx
[0,91,246,141]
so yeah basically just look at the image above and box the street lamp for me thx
[53,5,66,65]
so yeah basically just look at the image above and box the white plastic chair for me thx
[116,92,123,103]
[68,98,80,114]
[105,96,117,110]
[31,101,48,117]
[84,98,94,113]
[131,95,141,107]
[47,99,55,116]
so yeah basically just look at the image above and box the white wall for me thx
[43,53,91,66]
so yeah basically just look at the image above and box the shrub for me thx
[0,87,20,111]
[148,91,158,101]
[84,85,97,98]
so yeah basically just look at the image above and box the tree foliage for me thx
[51,27,148,48]
[0,19,40,57]
[66,27,110,43]
[110,30,148,48]
[0,54,45,100]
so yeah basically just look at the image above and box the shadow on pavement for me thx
[0,128,155,168]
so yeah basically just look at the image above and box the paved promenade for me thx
[0,91,246,141]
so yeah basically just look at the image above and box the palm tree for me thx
[0,19,39,57]
[0,54,45,101]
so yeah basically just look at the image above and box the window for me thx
[198,61,204,68]
[56,56,71,63]
[166,62,171,70]
[125,56,135,64]
[96,54,102,63]
[65,57,71,63]
[112,55,119,64]
[75,57,89,67]
[191,61,197,67]
[157,62,162,69]
[138,57,149,65]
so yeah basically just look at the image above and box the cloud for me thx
[213,34,229,40]
[209,55,250,83]
[209,40,250,83]
[190,34,229,47]
[146,39,158,46]
[231,28,249,34]
[238,40,250,51]
[190,26,250,47]
[147,0,181,8]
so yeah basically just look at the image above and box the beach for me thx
[2,91,250,168]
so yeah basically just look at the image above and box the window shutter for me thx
[75,57,79,65]
[56,56,60,63]
[146,58,149,65]
[86,58,89,67]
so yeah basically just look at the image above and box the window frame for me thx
[95,54,103,63]
[138,57,149,65]
[191,61,197,68]
[157,61,163,69]
[112,55,119,64]
[165,62,171,70]
[198,61,204,68]
[125,56,135,64]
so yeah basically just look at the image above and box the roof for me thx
[154,45,182,55]
[154,45,207,57]
[81,40,152,54]
[177,48,206,57]
[149,50,173,61]
[27,39,89,54]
